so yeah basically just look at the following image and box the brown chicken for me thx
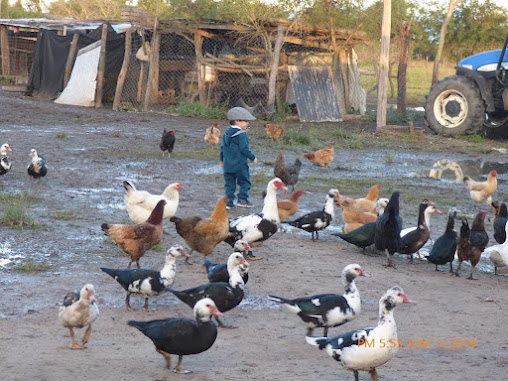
[274,152,302,192]
[303,144,334,167]
[265,123,286,142]
[170,195,229,264]
[101,200,166,269]
[455,210,489,280]
[464,170,497,205]
[277,189,305,222]
[204,123,221,148]
[336,199,378,233]
[335,184,382,214]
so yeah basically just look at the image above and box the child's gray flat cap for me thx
[227,107,256,121]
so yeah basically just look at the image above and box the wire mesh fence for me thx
[0,26,36,83]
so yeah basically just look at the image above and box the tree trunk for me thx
[267,25,285,111]
[376,0,392,131]
[397,20,412,120]
[432,0,462,85]
[113,28,132,111]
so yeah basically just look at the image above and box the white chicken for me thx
[58,284,99,349]
[123,180,182,224]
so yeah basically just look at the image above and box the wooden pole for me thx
[95,23,108,108]
[63,33,79,89]
[143,30,160,111]
[376,0,392,131]
[338,48,350,112]
[194,30,206,105]
[397,20,412,120]
[1,25,10,76]
[267,25,285,110]
[113,28,132,111]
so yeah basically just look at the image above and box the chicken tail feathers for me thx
[267,294,290,304]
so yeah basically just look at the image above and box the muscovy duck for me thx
[224,178,287,258]
[332,198,388,252]
[58,284,99,349]
[426,208,458,272]
[484,220,508,275]
[493,202,508,244]
[100,244,189,311]
[27,148,47,179]
[374,191,403,268]
[128,298,222,373]
[399,200,441,262]
[286,188,339,240]
[306,286,413,381]
[204,240,251,284]
[0,143,12,176]
[268,264,369,336]
[168,252,249,327]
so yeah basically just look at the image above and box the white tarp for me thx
[55,40,101,107]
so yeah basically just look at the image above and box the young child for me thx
[220,107,258,209]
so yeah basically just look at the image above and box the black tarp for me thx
[26,24,125,100]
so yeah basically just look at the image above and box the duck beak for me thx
[179,248,190,258]
[434,208,443,214]
[359,269,370,278]
[210,305,223,317]
[240,259,250,268]
[401,293,415,304]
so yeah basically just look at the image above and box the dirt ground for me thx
[1,90,508,381]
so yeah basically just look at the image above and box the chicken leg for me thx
[156,349,171,369]
[174,354,191,374]
[68,327,84,349]
[384,249,396,268]
[82,324,93,347]
[143,298,150,311]
[126,294,134,311]
[454,260,463,277]
[353,370,359,381]
[369,368,378,380]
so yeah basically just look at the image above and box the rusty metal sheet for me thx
[288,65,342,122]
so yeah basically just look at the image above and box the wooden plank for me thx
[376,0,391,130]
[2,85,26,92]
[95,23,108,108]
[63,33,79,88]
[1,25,10,76]
[159,60,194,71]
[113,27,132,111]
[143,31,160,111]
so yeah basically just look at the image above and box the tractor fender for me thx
[456,67,495,112]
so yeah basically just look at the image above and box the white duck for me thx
[306,286,413,381]
[484,220,508,275]
[100,244,189,310]
[0,143,12,176]
[224,178,288,258]
[268,264,369,336]
[58,284,99,349]
[123,180,182,224]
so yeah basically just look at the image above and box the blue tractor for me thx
[425,35,508,136]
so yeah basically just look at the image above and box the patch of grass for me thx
[385,153,394,164]
[0,76,14,85]
[14,259,49,272]
[165,100,228,119]
[49,210,78,220]
[459,134,484,143]
[284,130,313,145]
[119,102,137,112]
[250,171,271,186]
[0,192,41,229]
[84,117,97,122]
[331,129,365,149]
[55,132,67,139]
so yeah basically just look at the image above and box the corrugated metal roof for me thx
[0,18,131,33]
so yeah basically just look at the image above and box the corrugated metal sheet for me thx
[288,65,343,122]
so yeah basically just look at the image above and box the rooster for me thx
[265,123,286,142]
[102,199,166,269]
[455,210,489,280]
[170,196,229,265]
[0,143,12,176]
[160,129,176,157]
[123,180,182,224]
[303,144,334,168]
[274,153,302,191]
[464,170,497,205]
[204,123,221,148]
[27,148,47,179]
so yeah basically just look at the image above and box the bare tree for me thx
[432,0,462,85]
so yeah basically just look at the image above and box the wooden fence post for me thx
[113,28,132,111]
[267,25,285,111]
[95,23,108,108]
[63,33,79,89]
[143,30,160,111]
[376,0,392,131]
[1,25,10,76]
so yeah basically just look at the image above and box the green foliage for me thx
[0,76,14,85]
[459,134,484,143]
[49,210,78,220]
[165,100,228,119]
[55,132,67,140]
[0,192,40,229]
[283,130,312,145]
[385,152,394,164]
[1,0,42,18]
